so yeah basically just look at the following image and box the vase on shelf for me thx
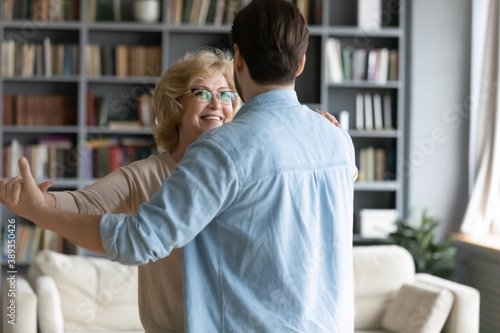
[133,0,160,23]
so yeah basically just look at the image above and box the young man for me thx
[5,0,356,331]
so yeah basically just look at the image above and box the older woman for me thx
[46,48,239,333]
[0,47,337,332]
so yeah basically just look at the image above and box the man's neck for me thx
[243,82,295,103]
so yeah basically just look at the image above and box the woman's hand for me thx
[0,157,53,220]
[314,109,340,127]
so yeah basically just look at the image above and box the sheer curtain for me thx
[461,0,500,235]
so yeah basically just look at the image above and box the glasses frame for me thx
[182,89,238,105]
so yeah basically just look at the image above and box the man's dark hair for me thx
[230,0,309,85]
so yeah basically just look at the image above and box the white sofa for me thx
[353,245,480,333]
[4,246,480,333]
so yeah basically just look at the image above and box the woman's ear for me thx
[295,54,306,77]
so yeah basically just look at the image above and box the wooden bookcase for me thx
[0,0,409,262]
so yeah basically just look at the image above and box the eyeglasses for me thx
[183,89,237,105]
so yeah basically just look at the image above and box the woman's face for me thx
[177,73,234,147]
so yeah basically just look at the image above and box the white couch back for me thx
[28,250,143,332]
[353,245,415,330]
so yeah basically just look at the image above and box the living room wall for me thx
[409,0,472,239]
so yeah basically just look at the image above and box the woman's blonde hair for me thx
[152,47,240,152]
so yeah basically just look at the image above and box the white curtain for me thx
[461,0,500,234]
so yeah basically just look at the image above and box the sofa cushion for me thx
[415,273,480,333]
[353,246,415,330]
[381,283,454,333]
[28,250,142,332]
[36,276,64,333]
[3,277,37,333]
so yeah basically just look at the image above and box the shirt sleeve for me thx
[50,155,170,215]
[100,138,239,265]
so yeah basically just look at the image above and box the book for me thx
[358,0,382,31]
[375,148,386,181]
[43,37,52,78]
[383,94,393,129]
[366,49,378,83]
[356,93,364,130]
[339,110,349,131]
[342,47,352,81]
[325,38,343,83]
[366,146,375,181]
[373,93,383,130]
[108,120,142,130]
[377,48,390,84]
[88,0,98,22]
[214,0,226,25]
[364,93,374,130]
[115,45,129,78]
[389,49,399,81]
[353,49,367,81]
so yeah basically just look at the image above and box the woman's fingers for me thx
[315,109,340,127]
[39,181,53,193]
[11,178,23,206]
[0,176,23,208]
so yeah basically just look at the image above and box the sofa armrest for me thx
[2,277,37,333]
[415,273,480,333]
[35,276,65,333]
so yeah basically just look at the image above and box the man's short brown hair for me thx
[230,0,309,85]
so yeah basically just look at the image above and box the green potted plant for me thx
[388,210,456,280]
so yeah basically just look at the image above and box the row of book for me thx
[1,39,79,78]
[325,38,399,84]
[84,137,154,178]
[166,0,321,26]
[357,147,395,182]
[2,223,75,263]
[86,44,162,78]
[2,94,77,126]
[355,93,394,131]
[2,137,77,179]
[87,91,155,128]
[2,0,80,21]
[168,0,240,25]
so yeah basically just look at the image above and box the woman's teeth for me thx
[202,116,221,120]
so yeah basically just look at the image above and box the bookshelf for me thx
[0,0,409,262]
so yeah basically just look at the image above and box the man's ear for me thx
[233,44,244,71]
[296,54,306,77]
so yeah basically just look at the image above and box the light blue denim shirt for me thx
[101,89,356,332]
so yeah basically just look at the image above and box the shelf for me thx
[87,76,161,84]
[348,130,399,138]
[328,81,401,89]
[38,178,80,188]
[0,24,403,38]
[354,181,400,191]
[353,234,393,246]
[168,24,233,33]
[2,126,79,134]
[3,76,80,83]
[1,21,81,30]
[87,22,164,32]
[329,26,402,38]
[86,126,153,135]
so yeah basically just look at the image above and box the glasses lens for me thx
[219,91,235,104]
[193,90,212,102]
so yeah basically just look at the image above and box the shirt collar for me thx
[237,89,300,116]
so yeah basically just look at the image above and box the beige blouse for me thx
[51,152,184,333]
